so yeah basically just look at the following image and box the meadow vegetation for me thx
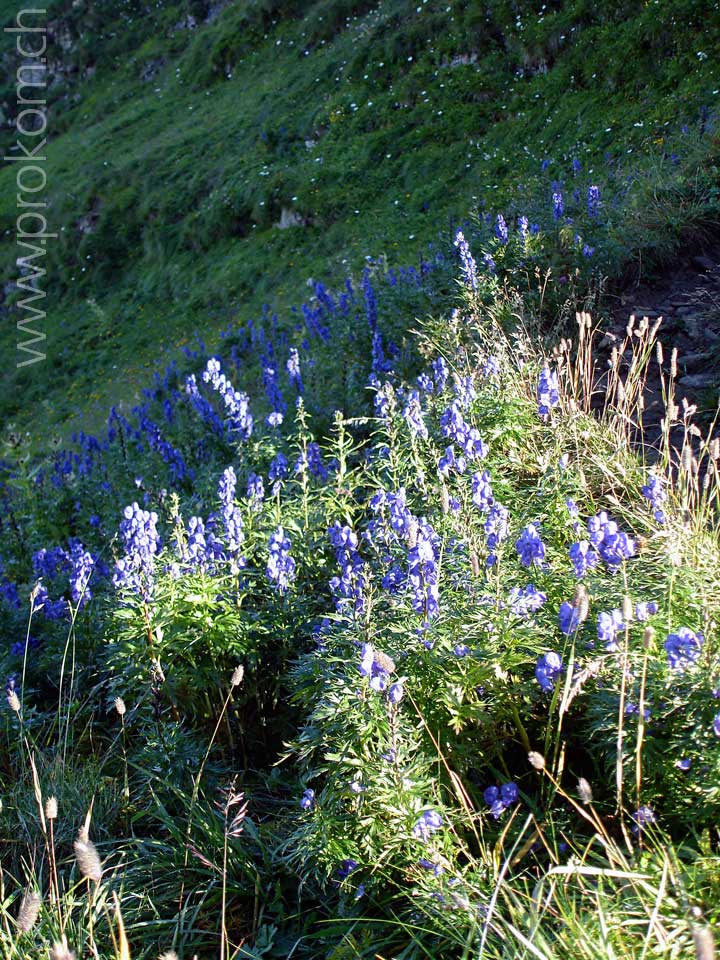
[1,1,720,958]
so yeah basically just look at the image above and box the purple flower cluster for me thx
[537,366,560,418]
[516,524,546,568]
[217,467,245,572]
[300,788,315,811]
[552,191,564,220]
[202,358,254,440]
[328,522,366,613]
[439,445,466,477]
[641,472,667,524]
[484,503,510,564]
[294,442,328,481]
[440,402,488,460]
[569,540,599,578]
[508,584,547,617]
[402,391,428,440]
[454,230,478,291]
[359,642,393,692]
[286,348,303,393]
[247,472,265,511]
[587,512,635,570]
[495,213,508,244]
[536,651,563,692]
[558,600,585,635]
[597,609,624,651]
[266,526,296,593]
[664,627,704,672]
[412,809,443,841]
[484,782,519,819]
[471,470,494,511]
[408,520,440,620]
[113,503,162,598]
[587,185,600,218]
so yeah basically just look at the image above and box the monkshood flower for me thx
[32,546,70,580]
[495,213,508,244]
[714,713,720,737]
[664,627,704,672]
[113,502,161,598]
[582,244,594,258]
[402,390,429,440]
[439,445,466,477]
[287,347,303,392]
[559,600,583,635]
[184,374,225,436]
[484,783,519,819]
[268,453,288,486]
[412,809,443,841]
[417,372,434,393]
[34,583,69,620]
[641,472,667,523]
[572,158,581,175]
[597,609,624,651]
[68,542,96,607]
[387,681,404,704]
[634,601,658,621]
[408,520,440,619]
[217,467,245,571]
[516,524,546,568]
[484,503,510,563]
[454,375,476,409]
[440,402,488,460]
[329,522,366,613]
[631,805,656,834]
[359,642,394,692]
[587,512,636,569]
[247,472,265,511]
[675,758,691,771]
[454,230,478,291]
[472,470,494,511]
[202,358,254,440]
[300,789,315,811]
[337,859,359,879]
[537,365,560,418]
[587,184,600,218]
[184,516,224,572]
[518,215,529,245]
[418,858,444,877]
[509,584,547,617]
[267,411,283,427]
[483,252,497,273]
[569,540,599,578]
[432,356,449,393]
[536,652,563,692]
[294,442,328,481]
[266,526,295,593]
[386,488,414,538]
[552,191,564,220]
[454,644,470,657]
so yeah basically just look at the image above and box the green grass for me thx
[1,0,719,447]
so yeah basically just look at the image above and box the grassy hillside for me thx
[1,0,719,446]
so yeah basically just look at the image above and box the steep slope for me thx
[0,0,718,444]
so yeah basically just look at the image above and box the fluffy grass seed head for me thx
[17,889,41,932]
[74,826,103,883]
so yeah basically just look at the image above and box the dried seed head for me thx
[577,778,593,804]
[440,483,449,515]
[7,690,21,713]
[656,341,664,366]
[74,827,103,883]
[528,751,545,770]
[158,952,179,960]
[670,347,678,377]
[231,665,244,687]
[693,925,716,960]
[622,596,634,622]
[710,438,719,461]
[470,551,480,578]
[50,939,76,960]
[17,889,41,932]
[45,796,58,820]
[114,697,126,717]
[374,651,396,675]
[643,626,655,650]
[682,445,693,473]
[407,520,418,550]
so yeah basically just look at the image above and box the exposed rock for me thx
[274,207,305,230]
[678,374,718,390]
